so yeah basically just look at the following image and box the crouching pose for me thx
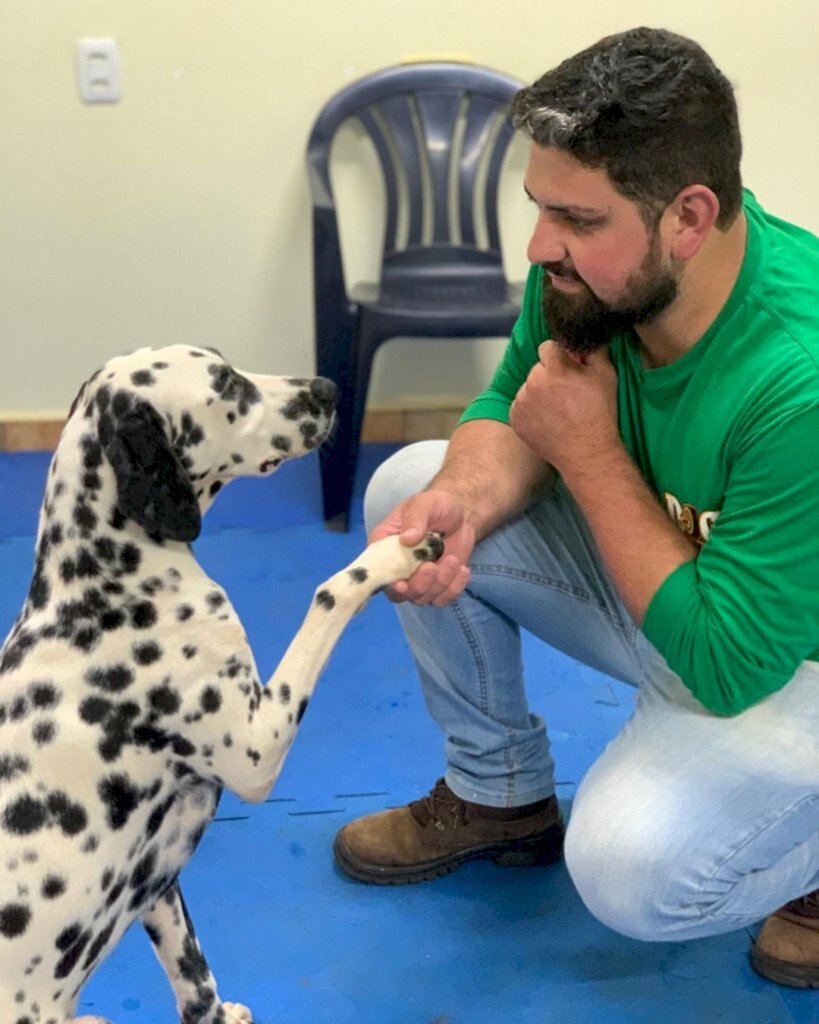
[333,28,819,989]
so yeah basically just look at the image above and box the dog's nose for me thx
[310,377,337,410]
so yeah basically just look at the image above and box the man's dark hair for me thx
[512,27,743,229]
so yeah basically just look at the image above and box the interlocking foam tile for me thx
[0,449,804,1023]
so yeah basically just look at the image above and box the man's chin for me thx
[541,282,618,355]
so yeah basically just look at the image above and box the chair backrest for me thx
[307,62,525,281]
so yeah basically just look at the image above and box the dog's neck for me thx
[28,416,187,615]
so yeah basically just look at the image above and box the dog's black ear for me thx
[100,399,201,542]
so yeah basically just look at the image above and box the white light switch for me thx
[76,38,121,103]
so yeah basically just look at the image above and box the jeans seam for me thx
[452,593,521,804]
[451,596,489,718]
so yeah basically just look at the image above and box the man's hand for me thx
[369,490,475,606]
[509,341,621,473]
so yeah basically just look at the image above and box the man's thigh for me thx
[366,440,646,687]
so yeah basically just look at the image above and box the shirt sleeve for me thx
[643,401,819,715]
[459,265,544,426]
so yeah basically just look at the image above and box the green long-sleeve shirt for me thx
[461,191,819,715]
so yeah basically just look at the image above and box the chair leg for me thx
[317,338,376,531]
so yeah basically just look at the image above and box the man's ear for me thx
[666,185,721,261]
[99,398,201,542]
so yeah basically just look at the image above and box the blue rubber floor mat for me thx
[0,448,812,1023]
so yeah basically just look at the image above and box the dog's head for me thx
[68,345,336,543]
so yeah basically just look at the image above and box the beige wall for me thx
[2,1,817,415]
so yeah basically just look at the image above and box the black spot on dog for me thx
[0,903,31,938]
[296,697,309,724]
[10,697,28,721]
[105,874,127,908]
[98,774,140,830]
[4,796,48,835]
[54,926,91,978]
[79,695,112,724]
[46,792,88,836]
[176,604,194,622]
[200,687,221,714]
[279,683,291,704]
[76,548,100,578]
[28,571,50,610]
[149,683,180,716]
[86,664,134,693]
[0,756,30,782]
[133,641,162,666]
[82,437,103,469]
[100,609,126,631]
[29,682,60,709]
[32,720,57,746]
[316,590,335,611]
[41,875,66,900]
[120,543,142,574]
[72,625,101,653]
[93,537,117,562]
[82,916,117,971]
[146,795,174,839]
[56,923,81,952]
[131,370,156,387]
[207,364,261,415]
[129,601,157,629]
[0,628,36,672]
[172,737,196,758]
[348,567,368,583]
[282,391,321,421]
[130,846,158,890]
[73,502,98,535]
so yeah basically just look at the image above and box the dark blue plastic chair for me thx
[307,61,526,530]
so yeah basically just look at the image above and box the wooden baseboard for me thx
[0,408,467,452]
[0,420,66,452]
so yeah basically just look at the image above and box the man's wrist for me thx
[557,438,633,491]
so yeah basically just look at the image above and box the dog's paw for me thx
[223,1002,254,1023]
[410,531,445,564]
[354,532,444,587]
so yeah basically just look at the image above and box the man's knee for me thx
[364,440,448,534]
[564,779,705,942]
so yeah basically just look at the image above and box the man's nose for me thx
[527,215,567,266]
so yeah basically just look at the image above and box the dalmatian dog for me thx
[0,344,443,1024]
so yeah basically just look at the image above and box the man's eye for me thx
[564,215,598,231]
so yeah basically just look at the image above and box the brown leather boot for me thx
[333,777,564,884]
[751,889,819,987]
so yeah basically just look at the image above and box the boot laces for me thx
[409,778,470,830]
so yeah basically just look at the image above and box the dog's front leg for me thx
[170,533,442,803]
[142,882,253,1024]
[243,532,444,800]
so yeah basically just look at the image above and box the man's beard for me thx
[540,236,680,356]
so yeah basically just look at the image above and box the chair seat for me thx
[351,279,524,319]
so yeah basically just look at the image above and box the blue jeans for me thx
[365,441,819,942]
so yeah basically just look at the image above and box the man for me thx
[334,27,819,987]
